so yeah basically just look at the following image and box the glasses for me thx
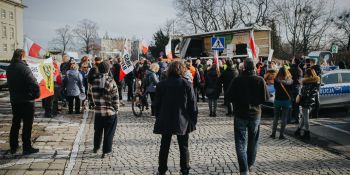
[83,67,88,69]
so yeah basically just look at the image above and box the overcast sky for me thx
[24,0,350,48]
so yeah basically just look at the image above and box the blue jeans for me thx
[234,117,260,174]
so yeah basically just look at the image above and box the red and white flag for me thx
[119,39,134,80]
[24,37,44,58]
[140,40,149,55]
[249,30,258,60]
[165,37,173,60]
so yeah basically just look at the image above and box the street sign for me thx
[331,45,338,54]
[211,37,225,50]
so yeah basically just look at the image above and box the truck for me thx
[176,26,272,60]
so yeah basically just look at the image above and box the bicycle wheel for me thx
[132,94,143,117]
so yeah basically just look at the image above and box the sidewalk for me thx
[1,98,350,174]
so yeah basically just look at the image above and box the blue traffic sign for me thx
[211,37,225,51]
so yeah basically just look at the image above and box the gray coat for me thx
[64,70,85,97]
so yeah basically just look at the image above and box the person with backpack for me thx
[143,63,160,116]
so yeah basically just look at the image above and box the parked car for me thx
[262,69,350,111]
[0,68,7,90]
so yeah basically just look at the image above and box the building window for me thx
[9,11,14,20]
[2,26,6,38]
[10,27,14,39]
[3,44,7,52]
[1,9,5,19]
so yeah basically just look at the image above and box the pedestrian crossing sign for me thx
[211,37,225,50]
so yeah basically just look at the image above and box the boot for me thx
[294,128,301,137]
[303,131,310,140]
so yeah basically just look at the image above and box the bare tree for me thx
[237,0,273,26]
[50,25,73,55]
[274,0,333,56]
[74,19,99,54]
[332,9,350,51]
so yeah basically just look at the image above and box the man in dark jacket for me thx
[289,57,303,123]
[221,59,239,116]
[153,61,198,175]
[7,49,40,155]
[226,58,269,175]
[111,56,123,102]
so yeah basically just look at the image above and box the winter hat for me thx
[98,61,110,74]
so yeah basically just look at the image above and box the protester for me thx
[205,59,221,117]
[309,59,322,118]
[90,61,119,158]
[7,49,40,155]
[80,62,89,110]
[143,63,160,116]
[52,57,62,116]
[271,67,293,139]
[289,57,303,124]
[125,71,135,101]
[226,58,269,175]
[184,61,194,83]
[42,54,54,118]
[153,60,198,175]
[112,56,124,105]
[87,57,103,109]
[63,62,85,114]
[195,59,206,102]
[60,54,70,76]
[221,59,239,116]
[294,68,320,140]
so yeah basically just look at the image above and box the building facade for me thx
[95,37,132,60]
[0,0,25,60]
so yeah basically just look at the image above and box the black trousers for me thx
[127,82,134,101]
[94,115,118,153]
[10,102,35,151]
[67,96,80,114]
[149,92,156,116]
[42,96,53,117]
[158,134,190,174]
[117,84,123,100]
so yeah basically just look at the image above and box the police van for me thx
[320,69,350,109]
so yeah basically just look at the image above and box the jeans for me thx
[234,117,260,174]
[272,106,290,137]
[94,115,118,153]
[290,85,300,122]
[10,102,35,151]
[299,107,311,131]
[208,98,217,114]
[67,96,80,114]
[158,134,190,174]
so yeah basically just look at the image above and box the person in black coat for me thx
[205,59,222,117]
[221,59,239,116]
[294,68,320,140]
[289,57,303,124]
[7,49,40,155]
[153,60,198,175]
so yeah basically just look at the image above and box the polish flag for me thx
[249,30,258,60]
[119,39,134,80]
[165,37,173,60]
[140,40,149,55]
[24,37,43,58]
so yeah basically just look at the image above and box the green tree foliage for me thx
[149,29,169,58]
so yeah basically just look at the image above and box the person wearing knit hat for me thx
[90,60,119,158]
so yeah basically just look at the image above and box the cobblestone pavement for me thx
[1,91,350,174]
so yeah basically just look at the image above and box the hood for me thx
[67,70,79,77]
[302,76,320,84]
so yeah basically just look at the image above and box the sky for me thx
[23,0,176,48]
[23,0,350,49]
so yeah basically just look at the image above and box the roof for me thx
[183,26,271,38]
[0,0,27,8]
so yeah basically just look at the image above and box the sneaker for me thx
[279,135,286,140]
[93,148,99,153]
[270,134,276,139]
[23,147,39,155]
[294,129,301,137]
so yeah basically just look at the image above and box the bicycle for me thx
[131,91,149,117]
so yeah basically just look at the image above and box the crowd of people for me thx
[7,47,345,175]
